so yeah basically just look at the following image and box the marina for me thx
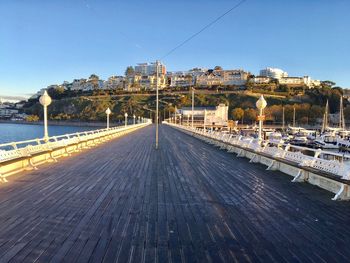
[170,97,350,154]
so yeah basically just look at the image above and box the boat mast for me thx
[324,100,329,131]
[293,107,296,127]
[321,113,325,133]
[339,96,345,130]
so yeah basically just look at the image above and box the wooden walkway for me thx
[0,125,349,263]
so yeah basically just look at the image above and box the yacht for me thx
[266,131,284,145]
[314,132,339,149]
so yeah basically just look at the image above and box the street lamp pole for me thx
[105,108,111,129]
[256,95,267,142]
[155,60,159,149]
[39,90,52,142]
[133,114,136,125]
[191,87,194,128]
[124,113,128,128]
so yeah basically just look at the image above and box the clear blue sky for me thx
[1,0,349,98]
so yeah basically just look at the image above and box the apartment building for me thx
[125,74,167,90]
[169,75,194,88]
[260,67,288,79]
[134,62,166,76]
[71,79,87,91]
[250,76,271,84]
[139,75,167,90]
[0,108,19,118]
[279,76,321,88]
[102,76,125,90]
[196,70,249,87]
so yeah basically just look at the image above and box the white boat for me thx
[314,97,349,150]
[287,127,315,146]
[314,133,339,149]
[287,126,306,135]
[267,131,285,145]
[337,138,350,152]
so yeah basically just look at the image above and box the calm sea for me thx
[0,123,97,144]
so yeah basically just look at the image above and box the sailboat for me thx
[338,96,347,132]
[314,100,339,149]
[336,96,350,151]
[287,106,315,145]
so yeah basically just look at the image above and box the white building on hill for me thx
[279,76,321,88]
[178,104,228,127]
[134,62,166,76]
[260,67,288,79]
[196,70,249,87]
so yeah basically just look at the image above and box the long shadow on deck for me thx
[0,125,349,263]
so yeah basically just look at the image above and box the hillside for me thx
[22,86,347,125]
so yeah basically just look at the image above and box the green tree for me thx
[232,108,244,121]
[46,85,69,99]
[88,74,100,89]
[309,105,323,122]
[125,66,135,76]
[89,74,99,80]
[26,115,39,122]
[244,108,257,124]
[265,105,282,123]
[321,80,336,88]
[214,66,223,71]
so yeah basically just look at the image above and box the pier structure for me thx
[168,122,350,201]
[0,125,350,262]
[0,121,151,181]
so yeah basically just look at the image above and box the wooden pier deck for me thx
[0,125,350,262]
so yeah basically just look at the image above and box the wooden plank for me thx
[0,125,349,262]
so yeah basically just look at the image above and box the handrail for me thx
[0,122,151,181]
[167,123,350,180]
[0,124,144,150]
[215,134,350,160]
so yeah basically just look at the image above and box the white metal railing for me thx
[167,123,350,180]
[0,122,150,171]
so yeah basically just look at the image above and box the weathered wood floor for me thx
[0,125,350,263]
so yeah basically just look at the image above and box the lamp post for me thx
[256,95,267,142]
[105,108,111,129]
[133,114,136,125]
[179,115,182,126]
[39,90,52,142]
[191,87,194,128]
[138,116,141,124]
[174,106,177,125]
[155,60,159,149]
[169,107,171,123]
[124,113,128,128]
